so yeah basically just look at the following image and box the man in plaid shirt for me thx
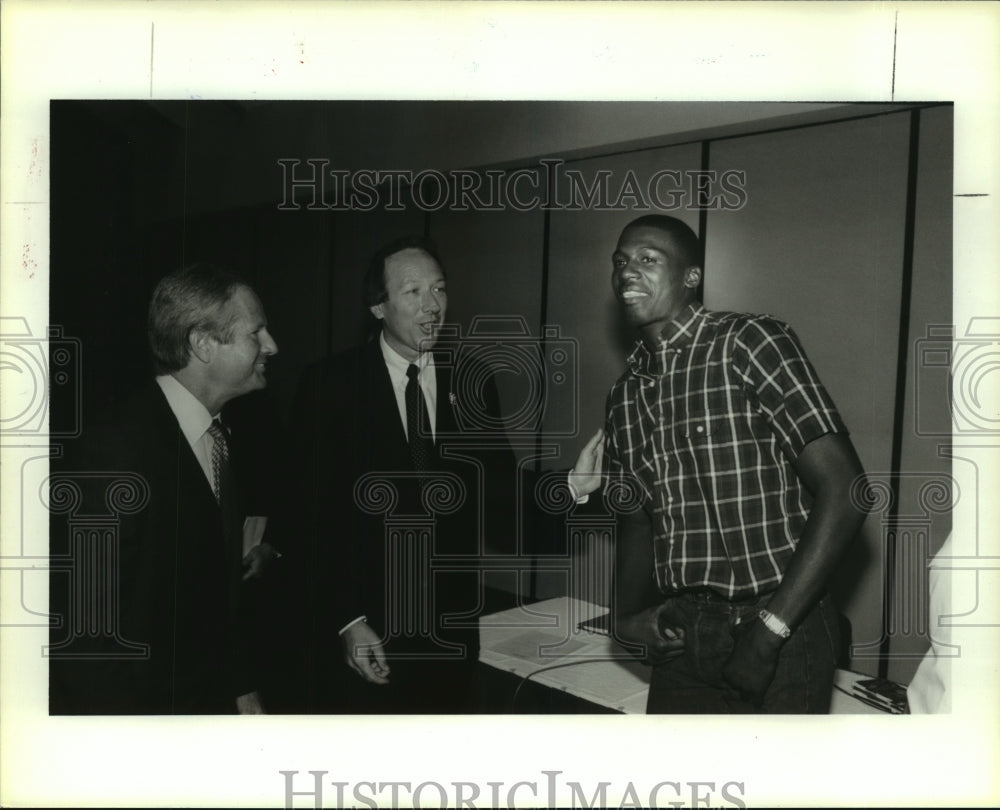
[604,214,868,713]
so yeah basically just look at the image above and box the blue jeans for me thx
[646,591,841,714]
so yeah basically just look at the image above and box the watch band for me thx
[758,608,792,639]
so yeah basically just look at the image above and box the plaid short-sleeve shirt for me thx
[605,302,848,598]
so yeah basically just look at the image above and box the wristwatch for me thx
[758,608,792,639]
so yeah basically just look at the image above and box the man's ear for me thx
[684,266,702,289]
[369,303,385,321]
[188,328,215,364]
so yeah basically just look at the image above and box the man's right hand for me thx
[341,621,390,685]
[615,603,686,665]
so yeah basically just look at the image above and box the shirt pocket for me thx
[673,386,746,446]
[670,408,737,483]
[678,413,726,441]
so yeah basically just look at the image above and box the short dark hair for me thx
[621,215,704,269]
[147,262,248,374]
[362,235,446,309]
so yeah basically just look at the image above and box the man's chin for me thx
[620,308,646,326]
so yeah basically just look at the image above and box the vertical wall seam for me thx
[697,140,711,301]
[537,167,554,477]
[878,107,921,678]
[530,175,554,601]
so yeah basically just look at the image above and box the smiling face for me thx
[612,224,701,346]
[209,285,278,402]
[370,247,447,361]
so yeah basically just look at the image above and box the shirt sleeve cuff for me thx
[338,616,367,636]
[567,478,590,505]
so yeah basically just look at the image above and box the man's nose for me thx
[617,259,640,279]
[422,292,441,313]
[261,328,278,355]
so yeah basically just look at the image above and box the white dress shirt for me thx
[379,332,437,440]
[155,374,220,498]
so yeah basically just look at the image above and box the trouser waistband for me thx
[672,588,773,607]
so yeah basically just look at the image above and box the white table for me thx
[479,596,898,714]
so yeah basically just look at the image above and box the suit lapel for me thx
[360,340,464,471]
[361,339,411,467]
[434,356,459,438]
[146,385,218,509]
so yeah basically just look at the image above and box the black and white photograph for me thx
[2,2,998,808]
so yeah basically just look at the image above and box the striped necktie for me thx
[207,418,230,504]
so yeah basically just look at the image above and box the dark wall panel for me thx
[328,208,427,356]
[428,182,547,463]
[704,113,912,674]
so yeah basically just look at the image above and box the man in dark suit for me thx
[50,263,279,714]
[278,235,606,714]
[279,236,502,713]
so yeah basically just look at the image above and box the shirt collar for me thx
[379,331,432,377]
[156,374,214,447]
[626,301,706,377]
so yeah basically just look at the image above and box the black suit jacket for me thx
[50,382,256,714]
[280,338,517,666]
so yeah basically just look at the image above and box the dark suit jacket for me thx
[279,338,517,673]
[50,382,256,714]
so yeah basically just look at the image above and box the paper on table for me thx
[542,656,649,705]
[242,515,267,557]
[491,629,589,662]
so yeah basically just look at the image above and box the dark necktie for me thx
[207,418,231,505]
[405,363,434,472]
[207,418,242,612]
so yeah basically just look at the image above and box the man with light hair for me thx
[51,263,279,714]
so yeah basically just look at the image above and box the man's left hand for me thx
[242,542,280,581]
[722,617,784,707]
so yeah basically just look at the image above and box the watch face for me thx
[760,609,791,638]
